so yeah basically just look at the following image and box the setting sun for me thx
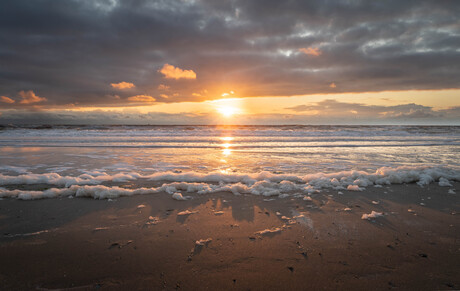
[212,98,243,118]
[217,105,238,117]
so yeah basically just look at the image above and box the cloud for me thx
[285,99,442,120]
[111,82,135,89]
[0,96,15,104]
[18,91,47,104]
[0,109,211,125]
[329,83,336,88]
[127,95,156,102]
[0,1,459,106]
[299,47,322,56]
[158,64,196,80]
[158,84,170,90]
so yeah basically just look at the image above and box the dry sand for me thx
[0,183,459,290]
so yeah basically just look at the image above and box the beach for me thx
[1,182,459,290]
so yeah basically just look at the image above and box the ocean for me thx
[0,125,459,200]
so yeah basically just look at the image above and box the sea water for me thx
[0,125,459,199]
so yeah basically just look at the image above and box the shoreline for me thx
[0,183,459,290]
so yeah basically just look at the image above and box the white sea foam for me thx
[0,166,30,174]
[347,185,363,191]
[255,228,282,235]
[439,177,453,187]
[0,172,141,187]
[4,229,54,238]
[172,192,187,201]
[146,216,160,225]
[177,210,197,216]
[195,238,212,245]
[0,166,459,200]
[361,211,384,220]
[0,185,158,200]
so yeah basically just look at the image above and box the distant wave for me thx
[1,125,459,149]
[0,143,457,149]
[1,125,460,137]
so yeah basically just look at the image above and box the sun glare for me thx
[222,148,232,156]
[217,105,238,117]
[209,96,243,118]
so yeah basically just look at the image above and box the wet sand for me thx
[0,183,459,290]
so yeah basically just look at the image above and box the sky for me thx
[0,0,459,125]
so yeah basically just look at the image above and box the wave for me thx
[0,143,457,149]
[1,166,458,200]
[2,125,460,138]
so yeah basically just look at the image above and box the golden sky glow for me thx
[16,89,447,125]
[1,88,458,125]
[66,89,460,114]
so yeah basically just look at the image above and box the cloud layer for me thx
[285,99,457,120]
[1,99,458,125]
[0,0,459,109]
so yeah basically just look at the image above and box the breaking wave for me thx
[1,166,458,200]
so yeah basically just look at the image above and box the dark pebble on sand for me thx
[109,242,119,249]
[445,282,454,288]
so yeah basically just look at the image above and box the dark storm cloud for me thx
[0,0,459,107]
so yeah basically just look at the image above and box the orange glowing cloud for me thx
[111,81,135,89]
[127,95,156,102]
[299,47,322,56]
[18,90,47,104]
[159,64,196,80]
[330,82,337,88]
[0,96,15,104]
[158,84,170,90]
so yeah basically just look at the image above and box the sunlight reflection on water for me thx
[0,125,458,175]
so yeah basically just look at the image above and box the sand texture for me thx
[0,183,459,290]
